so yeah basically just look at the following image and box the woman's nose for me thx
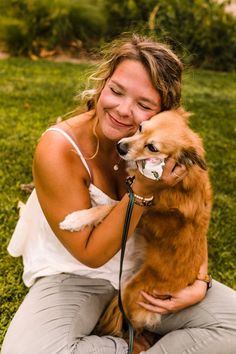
[116,97,133,117]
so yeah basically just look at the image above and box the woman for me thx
[2,34,236,354]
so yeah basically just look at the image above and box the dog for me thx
[60,107,212,339]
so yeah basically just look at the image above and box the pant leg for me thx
[142,280,236,354]
[1,274,128,354]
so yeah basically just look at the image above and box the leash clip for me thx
[126,175,135,187]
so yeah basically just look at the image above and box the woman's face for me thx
[96,59,161,141]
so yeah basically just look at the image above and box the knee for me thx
[68,335,128,354]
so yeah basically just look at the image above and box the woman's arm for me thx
[33,132,186,269]
[33,131,148,268]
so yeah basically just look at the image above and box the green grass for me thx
[0,58,236,345]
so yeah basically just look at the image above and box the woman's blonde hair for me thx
[83,33,183,111]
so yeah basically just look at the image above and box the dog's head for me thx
[117,108,207,170]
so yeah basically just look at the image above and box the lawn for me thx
[0,58,236,345]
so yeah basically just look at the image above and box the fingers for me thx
[137,301,170,315]
[161,158,188,186]
[172,164,188,179]
[137,291,173,314]
[137,283,206,315]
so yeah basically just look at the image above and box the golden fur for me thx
[94,108,212,336]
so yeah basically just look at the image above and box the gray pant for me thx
[1,274,236,354]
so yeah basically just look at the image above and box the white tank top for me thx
[7,128,139,289]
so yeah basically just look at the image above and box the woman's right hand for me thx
[131,157,188,196]
[161,157,188,186]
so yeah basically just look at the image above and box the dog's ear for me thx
[175,107,192,122]
[178,148,207,170]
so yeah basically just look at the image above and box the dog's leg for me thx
[59,204,116,232]
[94,295,123,337]
[121,271,162,332]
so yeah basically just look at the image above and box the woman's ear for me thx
[178,148,207,170]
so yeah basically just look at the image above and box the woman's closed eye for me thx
[139,102,152,110]
[110,87,122,95]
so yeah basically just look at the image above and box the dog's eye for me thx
[139,125,142,133]
[145,143,159,152]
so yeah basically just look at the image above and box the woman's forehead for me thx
[109,59,161,102]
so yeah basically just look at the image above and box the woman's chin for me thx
[105,121,138,141]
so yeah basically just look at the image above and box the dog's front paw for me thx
[59,205,116,232]
[59,210,90,231]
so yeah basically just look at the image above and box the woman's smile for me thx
[106,111,134,129]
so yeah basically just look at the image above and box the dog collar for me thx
[136,158,165,180]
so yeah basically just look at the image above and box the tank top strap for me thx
[45,127,92,179]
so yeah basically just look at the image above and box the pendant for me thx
[113,164,119,171]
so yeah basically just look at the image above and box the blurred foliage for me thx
[0,0,107,56]
[0,0,235,68]
[103,0,236,71]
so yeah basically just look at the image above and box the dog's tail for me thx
[94,294,123,337]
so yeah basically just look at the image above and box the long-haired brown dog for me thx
[60,108,212,339]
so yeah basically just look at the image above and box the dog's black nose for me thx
[116,142,129,156]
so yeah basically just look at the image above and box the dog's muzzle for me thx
[116,142,129,156]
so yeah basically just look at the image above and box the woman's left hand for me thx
[137,280,208,315]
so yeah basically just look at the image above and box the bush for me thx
[0,0,236,71]
[150,0,236,71]
[0,0,107,56]
[103,0,236,71]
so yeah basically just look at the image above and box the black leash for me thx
[118,176,135,354]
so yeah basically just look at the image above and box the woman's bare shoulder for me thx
[33,124,91,193]
[35,111,94,170]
